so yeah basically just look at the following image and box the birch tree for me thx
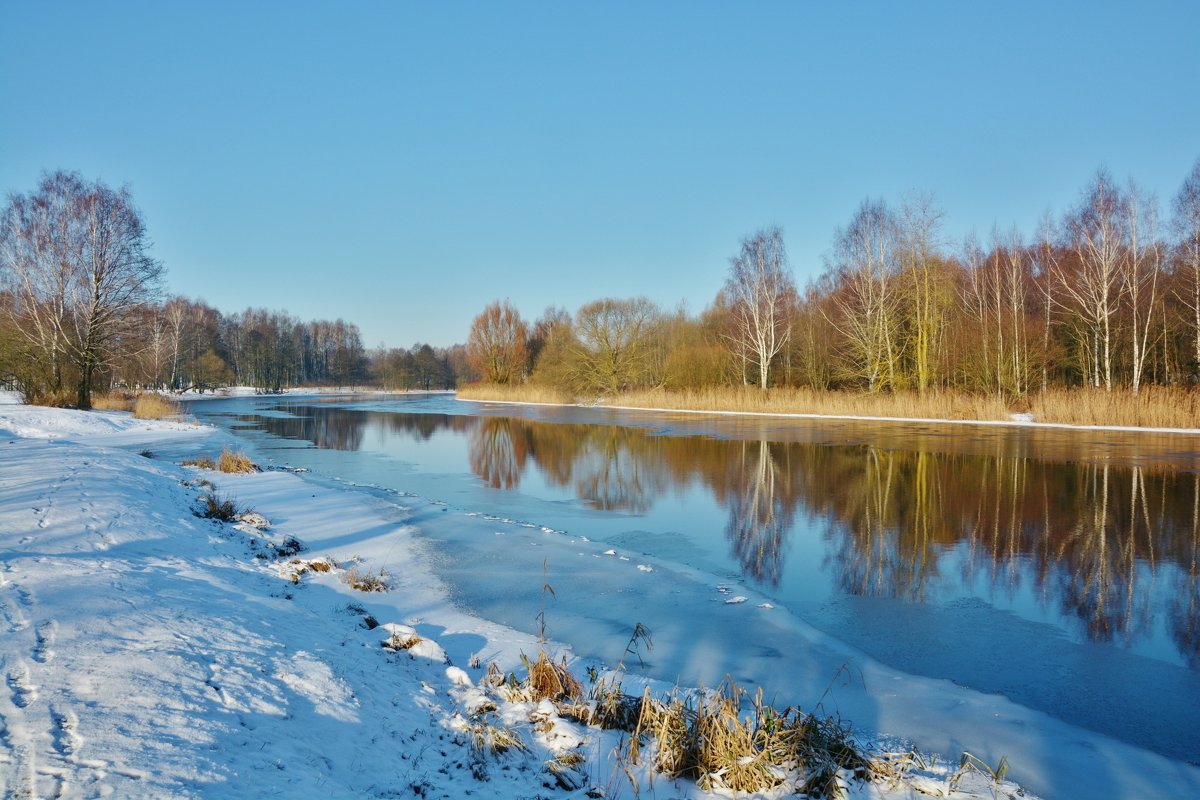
[0,171,162,407]
[722,227,796,389]
[1054,169,1127,391]
[827,200,902,391]
[1122,183,1163,394]
[898,193,947,394]
[1173,159,1200,375]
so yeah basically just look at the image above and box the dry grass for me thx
[519,650,584,703]
[626,681,872,798]
[609,386,1016,422]
[92,391,135,411]
[1028,385,1200,429]
[218,448,258,473]
[182,455,217,470]
[457,382,577,405]
[199,493,239,522]
[284,557,332,584]
[132,393,180,420]
[466,719,527,755]
[460,383,1200,430]
[342,565,390,592]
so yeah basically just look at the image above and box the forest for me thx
[0,171,468,406]
[464,162,1200,421]
[4,161,1200,420]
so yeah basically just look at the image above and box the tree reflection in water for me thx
[722,441,795,586]
[245,404,1200,661]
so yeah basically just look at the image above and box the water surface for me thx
[180,393,1200,767]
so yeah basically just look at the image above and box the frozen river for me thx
[173,392,1200,795]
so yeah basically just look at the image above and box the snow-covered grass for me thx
[0,402,1194,799]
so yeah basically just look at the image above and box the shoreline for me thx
[458,395,1200,436]
[4,400,1200,799]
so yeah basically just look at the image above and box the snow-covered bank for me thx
[1,403,1195,799]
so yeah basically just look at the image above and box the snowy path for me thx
[0,431,559,798]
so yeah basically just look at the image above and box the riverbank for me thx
[3,398,1198,799]
[457,384,1200,434]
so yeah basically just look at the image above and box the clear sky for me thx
[2,1,1198,348]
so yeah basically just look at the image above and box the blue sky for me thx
[3,1,1198,348]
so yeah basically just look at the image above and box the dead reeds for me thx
[626,680,872,798]
[91,391,135,411]
[199,493,239,522]
[132,393,180,420]
[457,382,576,405]
[458,383,1200,431]
[342,565,390,592]
[217,448,258,473]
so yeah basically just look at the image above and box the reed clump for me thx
[132,393,181,420]
[519,650,584,703]
[627,680,872,798]
[182,455,217,470]
[218,448,258,473]
[91,391,135,411]
[1028,385,1200,429]
[608,386,1014,422]
[200,493,239,522]
[460,382,1200,431]
[457,382,577,405]
[342,565,390,592]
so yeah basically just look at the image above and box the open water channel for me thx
[174,392,1200,795]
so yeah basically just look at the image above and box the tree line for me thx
[468,160,1200,397]
[0,170,468,406]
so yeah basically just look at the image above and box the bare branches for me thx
[467,300,529,385]
[722,227,797,389]
[0,171,163,406]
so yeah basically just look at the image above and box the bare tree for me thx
[572,296,660,394]
[898,193,948,394]
[0,172,78,396]
[827,200,902,391]
[1122,182,1163,394]
[723,227,797,389]
[1173,159,1200,375]
[467,299,529,384]
[1053,168,1127,391]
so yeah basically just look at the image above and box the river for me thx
[170,392,1200,780]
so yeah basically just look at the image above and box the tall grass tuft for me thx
[92,391,135,411]
[133,393,180,420]
[200,493,239,522]
[457,382,577,405]
[627,680,871,798]
[217,448,258,473]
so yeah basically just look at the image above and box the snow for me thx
[1,401,1196,799]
